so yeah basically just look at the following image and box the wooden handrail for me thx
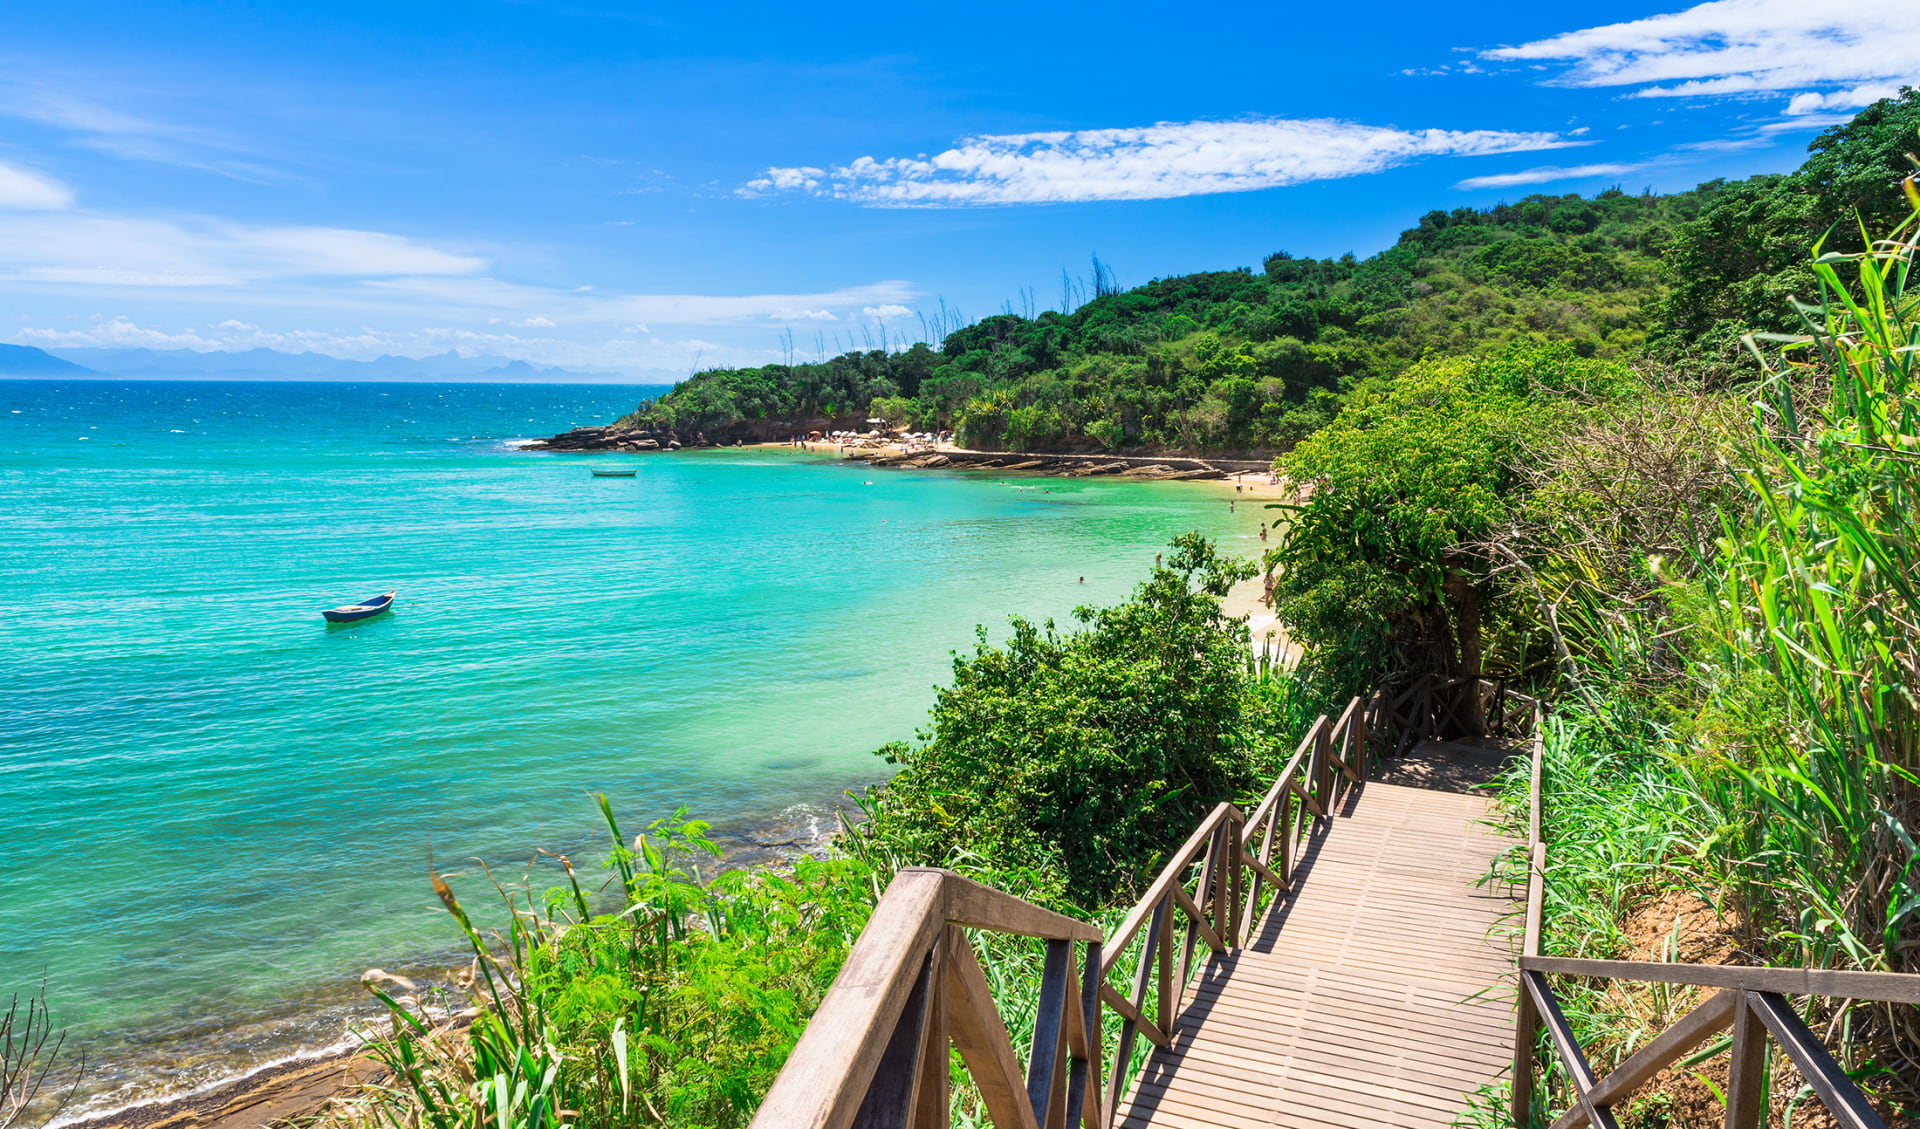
[763,672,1511,1127]
[750,867,1101,1129]
[1509,696,1912,1129]
[1519,968,1907,1129]
[1518,957,1920,1004]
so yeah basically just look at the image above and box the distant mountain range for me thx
[0,344,99,376]
[3,344,647,384]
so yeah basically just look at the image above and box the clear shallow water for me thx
[0,380,1254,1116]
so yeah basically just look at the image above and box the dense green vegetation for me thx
[855,535,1274,907]
[633,191,1701,452]
[1651,88,1920,371]
[1275,126,1920,1118]
[326,93,1920,1129]
[630,90,1919,458]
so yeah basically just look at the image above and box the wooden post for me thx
[1314,719,1333,809]
[1276,789,1294,887]
[851,945,937,1129]
[1156,891,1173,1038]
[910,928,954,1129]
[1357,692,1375,782]
[1062,941,1101,1129]
[1511,974,1537,1129]
[1027,939,1072,1129]
[1724,994,1768,1129]
[1226,813,1242,950]
[1109,900,1165,1127]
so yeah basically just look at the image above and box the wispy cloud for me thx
[0,159,73,210]
[0,79,284,182]
[356,275,914,327]
[0,210,487,288]
[741,117,1577,206]
[1455,162,1648,190]
[1482,1,1920,110]
[8,316,772,374]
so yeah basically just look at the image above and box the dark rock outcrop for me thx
[845,449,1270,480]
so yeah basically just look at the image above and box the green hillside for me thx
[625,89,1920,456]
[632,188,1703,453]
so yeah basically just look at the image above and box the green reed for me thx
[1704,186,1920,990]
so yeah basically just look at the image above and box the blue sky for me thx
[0,0,1915,378]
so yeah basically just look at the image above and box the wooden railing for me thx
[750,867,1106,1129]
[1515,960,1920,1129]
[755,676,1470,1129]
[1508,701,1919,1129]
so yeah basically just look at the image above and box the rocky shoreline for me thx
[843,447,1270,480]
[60,795,854,1129]
[523,425,1274,481]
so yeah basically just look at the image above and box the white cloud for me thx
[515,316,558,327]
[1455,162,1647,190]
[0,210,485,288]
[0,160,73,210]
[1483,2,1920,109]
[355,275,911,327]
[1785,85,1902,115]
[8,315,775,374]
[863,304,912,318]
[740,117,1576,206]
[0,79,281,182]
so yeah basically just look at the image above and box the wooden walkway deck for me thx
[1115,767,1518,1129]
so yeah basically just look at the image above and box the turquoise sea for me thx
[0,380,1255,1118]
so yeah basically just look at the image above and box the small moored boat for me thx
[590,468,637,477]
[322,591,396,622]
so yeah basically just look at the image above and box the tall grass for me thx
[335,803,876,1129]
[1703,191,1920,997]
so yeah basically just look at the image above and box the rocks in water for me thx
[523,426,689,453]
[840,447,1265,481]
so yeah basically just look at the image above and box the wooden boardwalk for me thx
[1114,768,1518,1129]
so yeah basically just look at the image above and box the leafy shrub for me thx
[852,533,1273,908]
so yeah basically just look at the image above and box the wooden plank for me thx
[1746,990,1889,1129]
[940,869,1103,943]
[751,869,946,1129]
[1141,1028,1506,1093]
[850,945,934,1129]
[1520,956,1920,1004]
[1523,971,1621,1129]
[1547,990,1736,1129]
[1126,1025,1497,1092]
[1027,939,1072,1129]
[945,931,1038,1129]
[1163,1010,1511,1073]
